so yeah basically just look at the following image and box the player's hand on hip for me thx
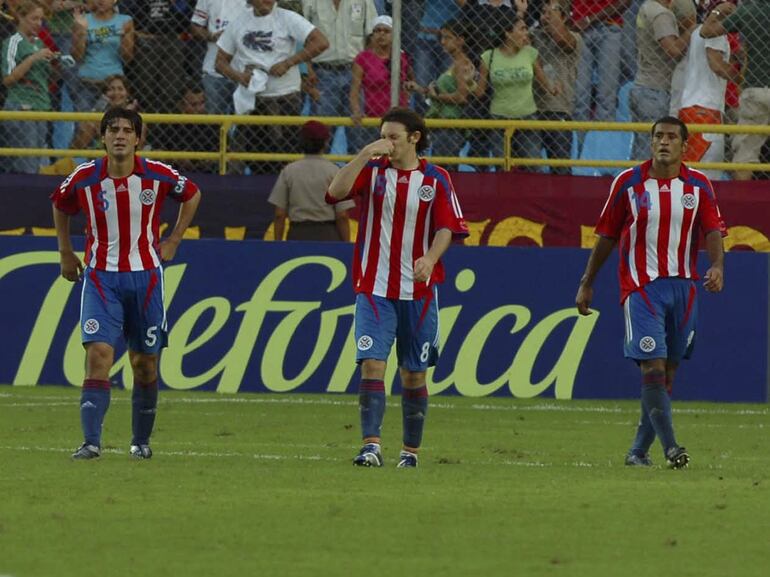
[575,284,593,315]
[703,266,724,292]
[362,138,394,158]
[60,250,83,282]
[413,255,435,283]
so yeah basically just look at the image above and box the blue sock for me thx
[641,371,678,453]
[80,379,111,447]
[630,402,656,457]
[359,379,386,441]
[131,380,158,446]
[402,386,428,450]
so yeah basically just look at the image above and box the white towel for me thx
[233,69,269,115]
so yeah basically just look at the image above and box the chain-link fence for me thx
[1,0,769,179]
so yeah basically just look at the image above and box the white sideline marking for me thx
[0,445,334,462]
[0,444,735,470]
[1,393,767,417]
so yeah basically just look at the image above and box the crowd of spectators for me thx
[0,0,767,178]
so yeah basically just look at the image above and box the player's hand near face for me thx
[413,255,436,283]
[60,250,84,282]
[575,282,593,315]
[361,138,394,158]
[703,266,724,292]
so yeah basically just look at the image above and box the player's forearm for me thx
[579,235,617,287]
[328,155,368,199]
[425,229,453,264]
[52,207,74,253]
[705,230,724,270]
[167,191,201,243]
[335,213,350,242]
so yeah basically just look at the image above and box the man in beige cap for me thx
[268,120,355,241]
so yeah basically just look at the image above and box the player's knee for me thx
[85,342,114,373]
[130,354,158,383]
[641,369,666,389]
[361,359,386,380]
[400,370,426,389]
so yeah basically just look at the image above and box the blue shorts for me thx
[623,278,698,363]
[80,266,168,353]
[354,288,440,372]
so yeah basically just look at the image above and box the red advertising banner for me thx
[449,173,770,251]
[3,172,770,250]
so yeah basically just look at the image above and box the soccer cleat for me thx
[72,443,101,460]
[624,452,653,467]
[352,443,383,467]
[666,446,690,469]
[396,450,418,468]
[129,444,153,460]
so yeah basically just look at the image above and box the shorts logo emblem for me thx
[357,335,373,351]
[83,319,100,335]
[639,336,656,353]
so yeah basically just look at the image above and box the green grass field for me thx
[0,385,768,577]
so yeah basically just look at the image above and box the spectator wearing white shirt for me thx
[302,0,377,120]
[191,0,248,114]
[678,2,739,180]
[215,0,328,172]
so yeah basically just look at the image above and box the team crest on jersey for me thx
[140,189,156,205]
[357,335,373,351]
[418,185,435,202]
[681,193,696,209]
[639,336,656,353]
[83,318,100,335]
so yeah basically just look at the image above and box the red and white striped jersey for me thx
[596,160,726,303]
[328,157,469,300]
[50,156,199,272]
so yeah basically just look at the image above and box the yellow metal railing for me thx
[3,111,770,175]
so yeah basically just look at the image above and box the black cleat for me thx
[130,444,153,459]
[72,443,101,460]
[666,446,690,469]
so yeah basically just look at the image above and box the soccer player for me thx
[327,107,469,468]
[51,107,202,460]
[575,116,725,469]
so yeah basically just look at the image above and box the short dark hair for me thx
[100,107,143,138]
[651,116,688,141]
[299,135,327,154]
[380,107,429,153]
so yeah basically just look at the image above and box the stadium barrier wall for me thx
[3,172,770,250]
[1,236,767,403]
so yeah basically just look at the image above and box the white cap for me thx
[369,15,393,33]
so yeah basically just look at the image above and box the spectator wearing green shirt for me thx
[473,16,558,170]
[1,0,55,173]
